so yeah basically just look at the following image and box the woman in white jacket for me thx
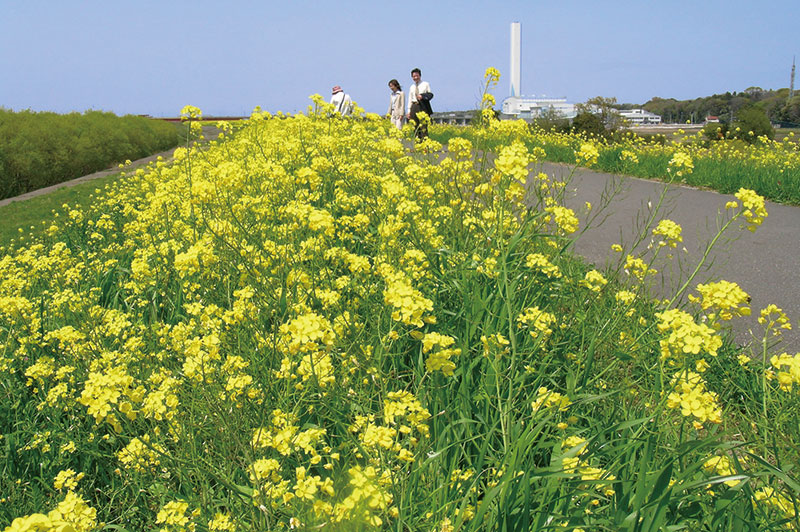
[387,79,405,130]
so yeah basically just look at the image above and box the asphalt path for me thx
[540,162,800,351]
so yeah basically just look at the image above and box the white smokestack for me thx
[510,22,521,98]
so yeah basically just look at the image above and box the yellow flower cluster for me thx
[384,390,431,437]
[667,151,694,177]
[525,252,562,278]
[702,455,741,487]
[624,255,656,280]
[560,436,615,496]
[769,352,800,392]
[666,371,723,427]
[53,469,85,492]
[652,219,683,248]
[279,312,336,355]
[578,270,608,292]
[575,142,600,167]
[179,105,202,121]
[689,280,751,322]
[753,487,798,523]
[494,141,530,184]
[614,290,636,306]
[516,306,557,342]
[619,149,639,164]
[381,267,435,328]
[758,304,793,336]
[207,513,236,532]
[156,500,197,532]
[656,309,722,362]
[545,205,579,234]
[484,67,501,85]
[117,434,165,474]
[334,466,394,527]
[421,332,461,376]
[4,491,98,532]
[532,386,571,412]
[78,365,142,431]
[733,188,768,232]
[481,333,510,358]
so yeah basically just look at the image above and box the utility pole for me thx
[790,55,796,100]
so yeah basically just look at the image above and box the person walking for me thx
[387,79,405,130]
[406,68,432,139]
[330,86,353,116]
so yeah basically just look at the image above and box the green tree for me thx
[702,122,728,142]
[775,95,800,125]
[577,96,625,130]
[571,111,606,138]
[533,107,570,132]
[733,106,774,141]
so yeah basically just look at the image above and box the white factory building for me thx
[501,22,577,120]
[502,96,577,120]
[617,108,662,125]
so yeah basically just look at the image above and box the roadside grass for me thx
[775,127,800,143]
[0,172,126,249]
[430,124,800,205]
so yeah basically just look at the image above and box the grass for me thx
[430,123,800,205]
[0,172,126,248]
[775,127,800,143]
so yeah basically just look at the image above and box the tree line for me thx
[628,88,800,126]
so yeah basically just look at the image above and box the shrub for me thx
[0,109,181,200]
[702,122,728,141]
[571,111,607,138]
[733,106,774,141]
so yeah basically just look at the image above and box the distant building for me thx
[618,108,662,125]
[501,22,577,121]
[704,116,720,124]
[502,97,576,120]
[431,111,474,125]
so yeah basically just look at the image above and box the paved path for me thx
[541,162,800,351]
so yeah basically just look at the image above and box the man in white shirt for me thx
[330,86,353,117]
[406,68,432,139]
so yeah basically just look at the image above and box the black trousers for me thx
[409,102,428,140]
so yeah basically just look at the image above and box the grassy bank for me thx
[0,109,182,200]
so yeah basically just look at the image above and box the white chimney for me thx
[510,22,521,98]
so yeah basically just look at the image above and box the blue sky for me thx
[1,0,798,117]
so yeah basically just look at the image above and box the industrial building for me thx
[501,22,577,120]
[617,108,662,125]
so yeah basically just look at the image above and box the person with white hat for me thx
[330,86,353,117]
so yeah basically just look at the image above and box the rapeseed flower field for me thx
[433,116,800,205]
[1,92,799,530]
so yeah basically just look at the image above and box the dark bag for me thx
[419,92,433,115]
